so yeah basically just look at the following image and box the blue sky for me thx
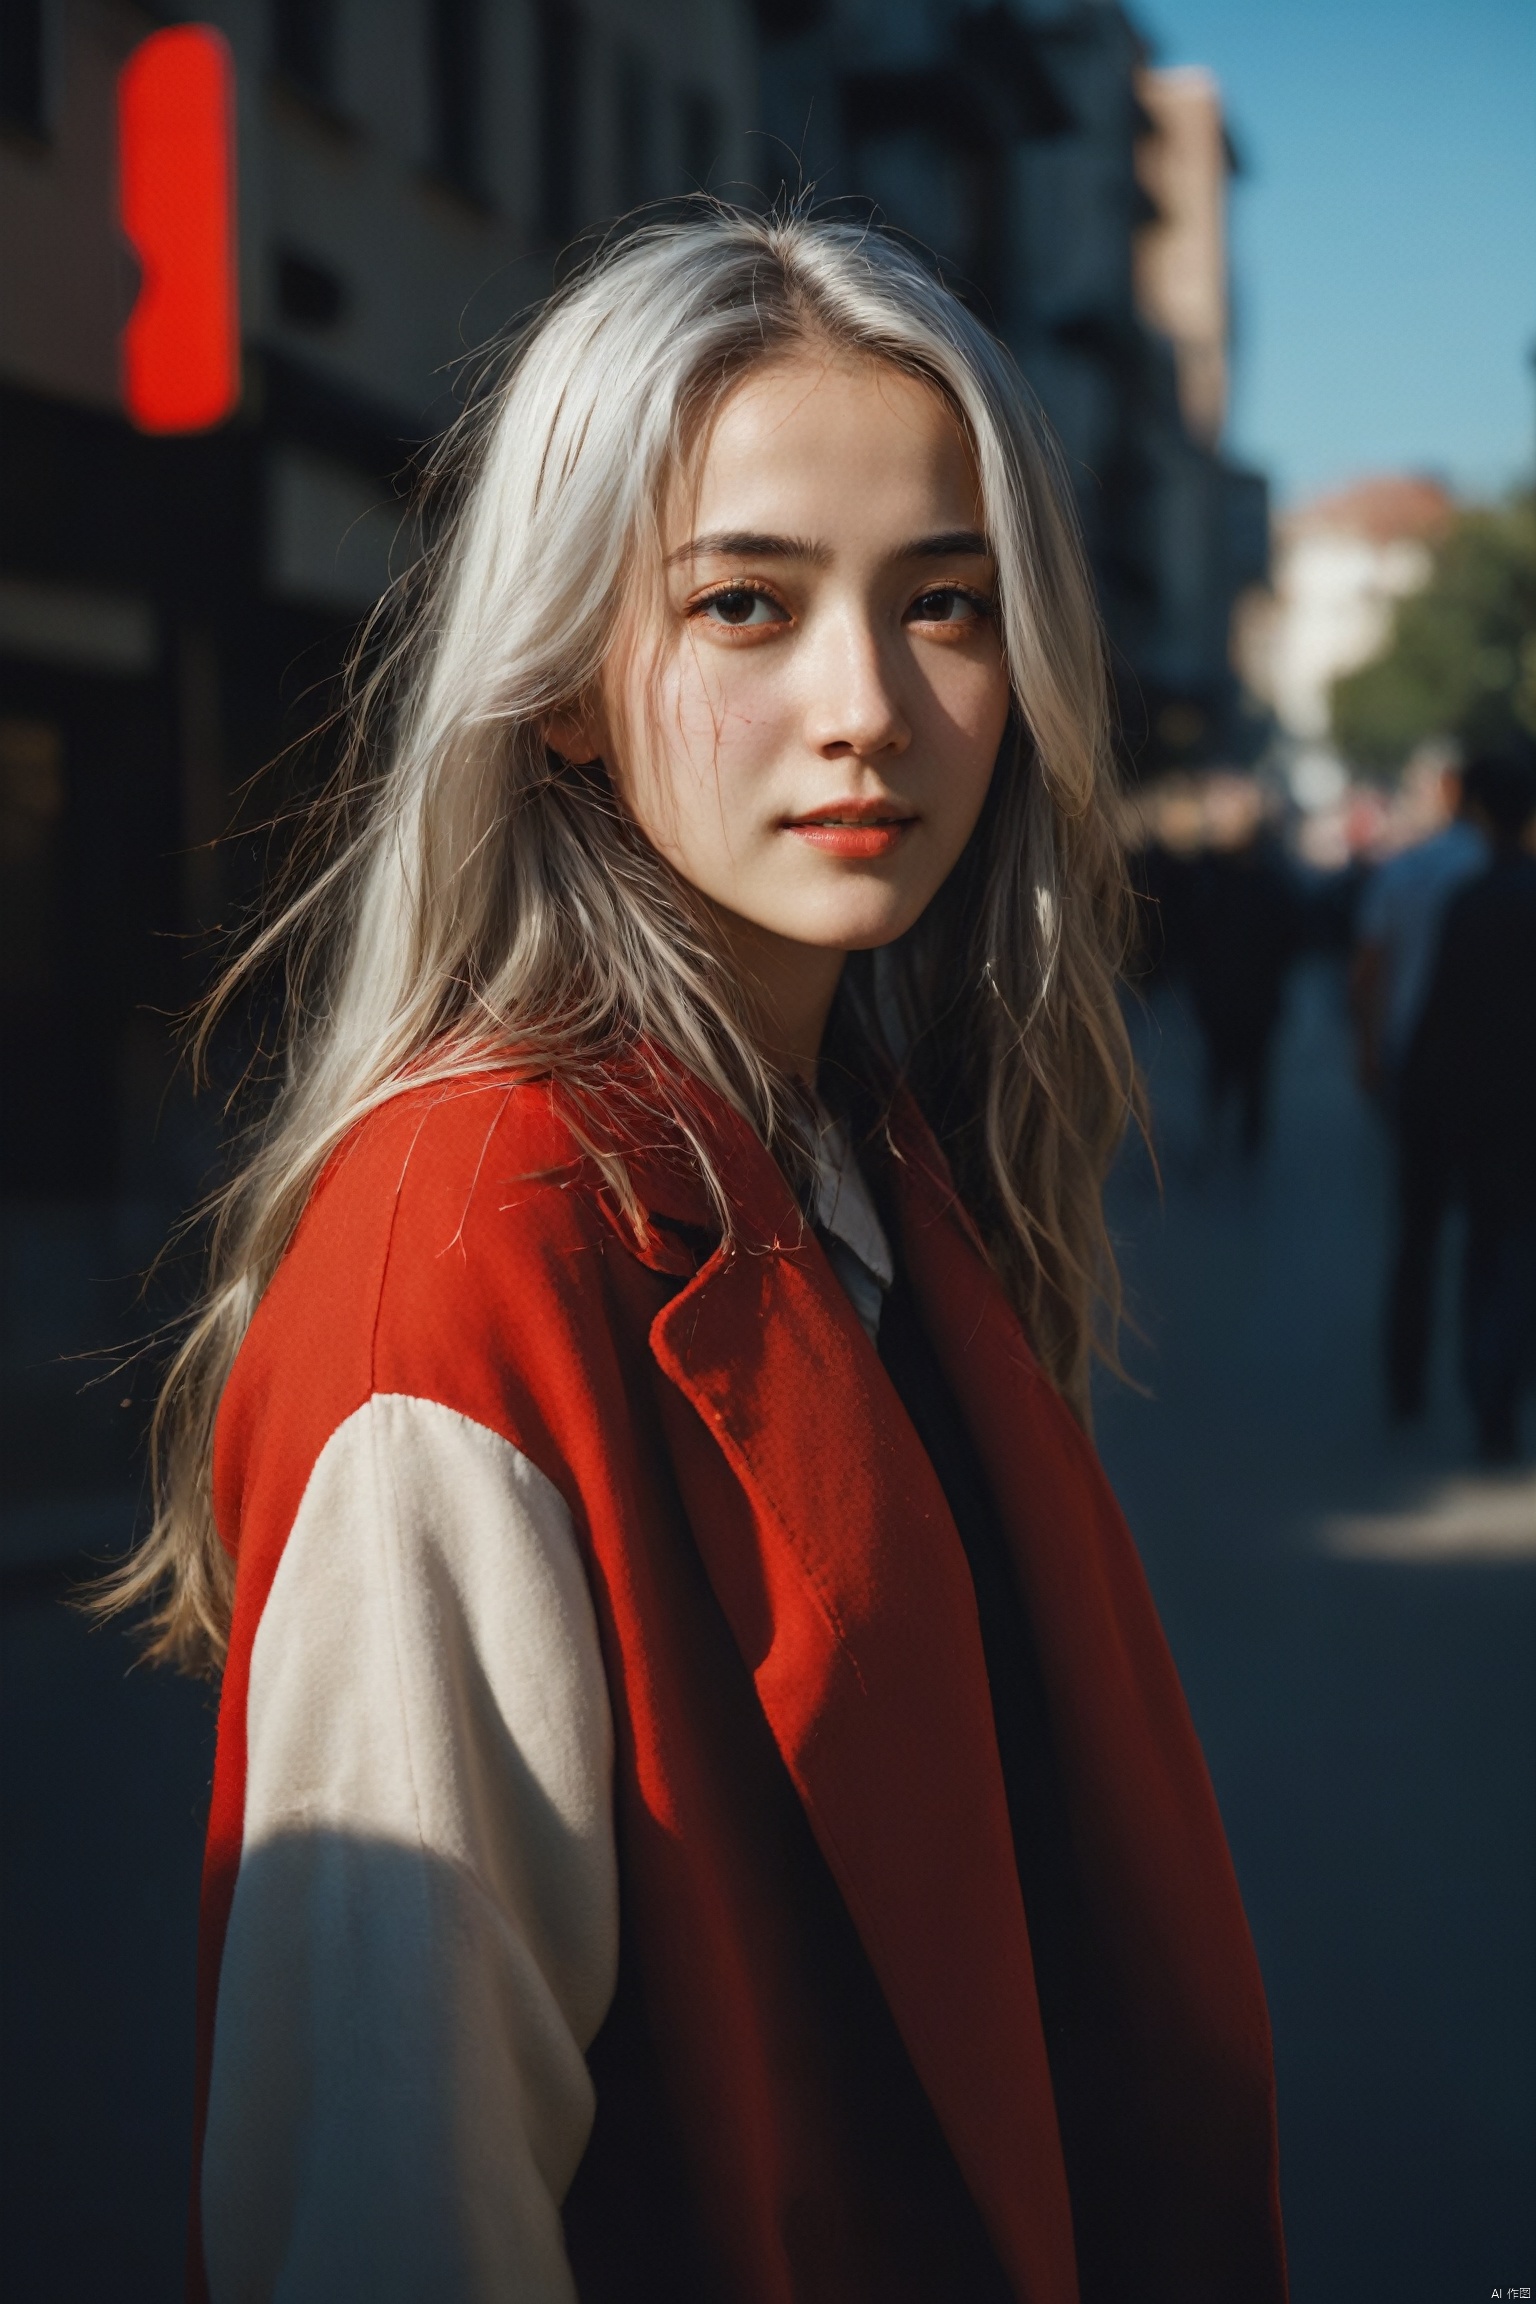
[1139,0,1536,506]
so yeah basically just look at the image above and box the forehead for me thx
[669,351,981,539]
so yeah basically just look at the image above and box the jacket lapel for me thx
[888,1086,1271,2011]
[888,1095,1287,2289]
[643,1099,1079,2304]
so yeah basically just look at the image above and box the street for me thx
[1,958,1531,2301]
[1098,958,1536,2301]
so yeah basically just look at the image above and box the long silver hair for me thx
[110,205,1137,1672]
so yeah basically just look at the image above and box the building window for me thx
[0,0,46,137]
[272,0,340,111]
[535,0,582,244]
[615,43,651,213]
[678,86,721,192]
[428,0,483,197]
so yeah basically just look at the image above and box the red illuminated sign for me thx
[117,25,239,435]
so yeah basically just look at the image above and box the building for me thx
[1236,473,1455,807]
[1134,62,1227,451]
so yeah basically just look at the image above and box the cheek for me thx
[954,644,1014,746]
[927,658,1013,825]
[654,653,783,811]
[614,651,772,869]
[675,642,790,761]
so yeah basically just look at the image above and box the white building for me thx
[1242,474,1454,746]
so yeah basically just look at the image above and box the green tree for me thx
[1330,487,1536,771]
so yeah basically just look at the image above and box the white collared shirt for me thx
[810,1113,894,1344]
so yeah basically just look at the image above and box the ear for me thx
[542,703,605,767]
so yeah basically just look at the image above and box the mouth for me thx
[782,800,917,859]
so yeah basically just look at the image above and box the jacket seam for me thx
[367,1394,432,1859]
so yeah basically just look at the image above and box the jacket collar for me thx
[636,1076,1081,2304]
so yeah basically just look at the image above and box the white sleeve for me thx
[202,1393,619,2304]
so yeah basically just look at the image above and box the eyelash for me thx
[689,581,790,627]
[909,584,994,624]
[687,581,995,628]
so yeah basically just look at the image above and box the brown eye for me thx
[908,586,987,625]
[695,585,788,629]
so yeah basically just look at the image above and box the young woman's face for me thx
[593,352,1012,983]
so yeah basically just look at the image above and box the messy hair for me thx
[109,205,1137,1672]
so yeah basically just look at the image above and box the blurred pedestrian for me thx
[1183,800,1302,1158]
[1352,764,1488,1418]
[1415,752,1536,1460]
[1125,778,1202,983]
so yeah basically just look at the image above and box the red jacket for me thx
[194,1066,1286,2302]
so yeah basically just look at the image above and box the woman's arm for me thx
[201,1392,618,2303]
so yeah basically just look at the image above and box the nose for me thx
[801,609,911,763]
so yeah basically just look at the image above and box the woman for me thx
[117,210,1286,2302]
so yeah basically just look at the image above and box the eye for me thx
[692,584,791,629]
[907,585,992,627]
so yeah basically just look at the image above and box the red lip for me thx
[782,797,916,859]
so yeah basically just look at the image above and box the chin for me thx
[792,898,924,952]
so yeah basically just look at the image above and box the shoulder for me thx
[273,1071,598,1355]
[1425,824,1489,891]
[214,1074,618,1548]
[314,1069,590,1226]
[1364,829,1470,918]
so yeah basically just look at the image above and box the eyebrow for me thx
[668,527,992,566]
[900,529,992,560]
[668,530,829,566]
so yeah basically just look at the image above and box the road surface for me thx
[1097,959,1535,2303]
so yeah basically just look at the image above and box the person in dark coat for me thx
[1415,751,1536,1460]
[1183,822,1302,1159]
[1352,766,1487,1418]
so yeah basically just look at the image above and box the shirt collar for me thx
[810,1112,894,1292]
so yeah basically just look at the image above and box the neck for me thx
[706,903,847,1090]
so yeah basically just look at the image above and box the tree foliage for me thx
[1330,488,1536,772]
